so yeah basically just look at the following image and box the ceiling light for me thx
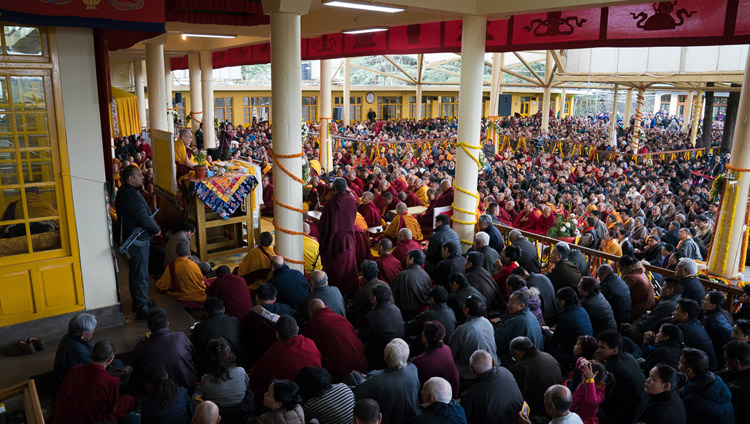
[343,27,388,35]
[324,1,404,13]
[181,33,237,39]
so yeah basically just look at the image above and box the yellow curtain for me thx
[110,86,141,137]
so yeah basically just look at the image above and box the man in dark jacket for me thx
[495,290,543,366]
[191,297,247,370]
[426,214,461,267]
[359,284,405,370]
[434,242,466,289]
[508,229,541,274]
[392,250,432,321]
[622,278,682,343]
[477,214,504,253]
[543,287,592,370]
[461,349,524,424]
[133,308,196,391]
[546,243,581,292]
[516,267,557,325]
[674,298,718,370]
[293,270,345,327]
[577,277,617,336]
[719,341,750,424]
[53,313,97,395]
[353,338,421,424]
[115,165,161,319]
[642,323,684,372]
[405,286,457,355]
[267,255,310,310]
[411,377,467,424]
[596,331,645,424]
[509,337,563,419]
[447,273,486,326]
[464,252,503,313]
[596,264,632,327]
[677,258,705,303]
[679,348,735,424]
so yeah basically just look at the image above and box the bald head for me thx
[545,385,573,417]
[333,177,347,193]
[270,255,284,270]
[303,222,311,235]
[398,228,413,241]
[440,179,451,192]
[363,191,374,202]
[396,202,408,214]
[193,400,220,424]
[469,349,494,375]
[307,298,325,317]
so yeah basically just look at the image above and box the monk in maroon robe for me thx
[358,192,382,228]
[419,180,454,237]
[248,316,322,394]
[392,177,408,193]
[399,190,423,208]
[206,267,253,320]
[303,300,368,382]
[49,342,137,424]
[319,178,359,296]
[534,206,555,235]
[497,205,514,226]
[514,201,541,232]
[392,228,424,269]
[348,173,364,197]
[374,239,403,286]
[261,174,274,216]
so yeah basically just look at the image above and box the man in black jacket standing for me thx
[115,165,160,320]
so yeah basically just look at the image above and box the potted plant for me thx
[547,216,580,244]
[193,150,208,179]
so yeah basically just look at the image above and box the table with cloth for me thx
[181,171,259,261]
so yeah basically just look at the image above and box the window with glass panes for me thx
[409,96,431,119]
[334,96,362,121]
[173,94,185,126]
[215,97,233,123]
[440,96,459,117]
[302,96,317,122]
[243,96,271,124]
[377,96,401,120]
[660,94,671,112]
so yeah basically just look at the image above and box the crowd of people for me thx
[82,109,750,424]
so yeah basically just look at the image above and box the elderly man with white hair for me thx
[353,338,421,424]
[471,231,501,275]
[460,349,524,424]
[410,377,467,424]
[477,214,504,252]
[676,257,704,303]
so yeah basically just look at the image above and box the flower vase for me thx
[194,165,208,179]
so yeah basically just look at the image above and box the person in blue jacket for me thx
[543,287,593,373]
[701,291,734,369]
[679,347,735,424]
[673,298,719,370]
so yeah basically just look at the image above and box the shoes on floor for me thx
[28,337,45,351]
[4,340,35,356]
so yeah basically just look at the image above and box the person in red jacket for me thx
[304,299,368,382]
[249,315,322,394]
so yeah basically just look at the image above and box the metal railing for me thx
[493,222,745,306]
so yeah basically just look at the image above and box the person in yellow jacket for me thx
[156,241,206,303]
[237,231,275,290]
[303,223,323,276]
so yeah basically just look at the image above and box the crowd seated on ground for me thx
[78,111,750,424]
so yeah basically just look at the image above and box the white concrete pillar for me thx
[343,58,351,125]
[541,51,552,134]
[631,88,646,151]
[415,83,423,121]
[453,14,486,251]
[319,59,332,171]
[624,88,633,128]
[200,50,216,149]
[560,88,567,117]
[164,57,173,131]
[707,51,750,279]
[188,52,203,135]
[133,60,147,129]
[610,84,619,147]
[682,90,694,132]
[571,95,577,117]
[145,42,167,132]
[267,2,308,271]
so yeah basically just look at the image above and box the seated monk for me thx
[398,191,423,208]
[260,174,274,216]
[358,191,383,228]
[496,199,515,226]
[513,201,541,232]
[534,206,555,235]
[392,228,423,269]
[375,238,403,286]
[419,179,454,237]
[303,223,323,276]
[174,129,196,180]
[384,202,423,241]
[237,231,275,290]
[156,241,207,306]
[376,191,395,219]
[413,178,430,207]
